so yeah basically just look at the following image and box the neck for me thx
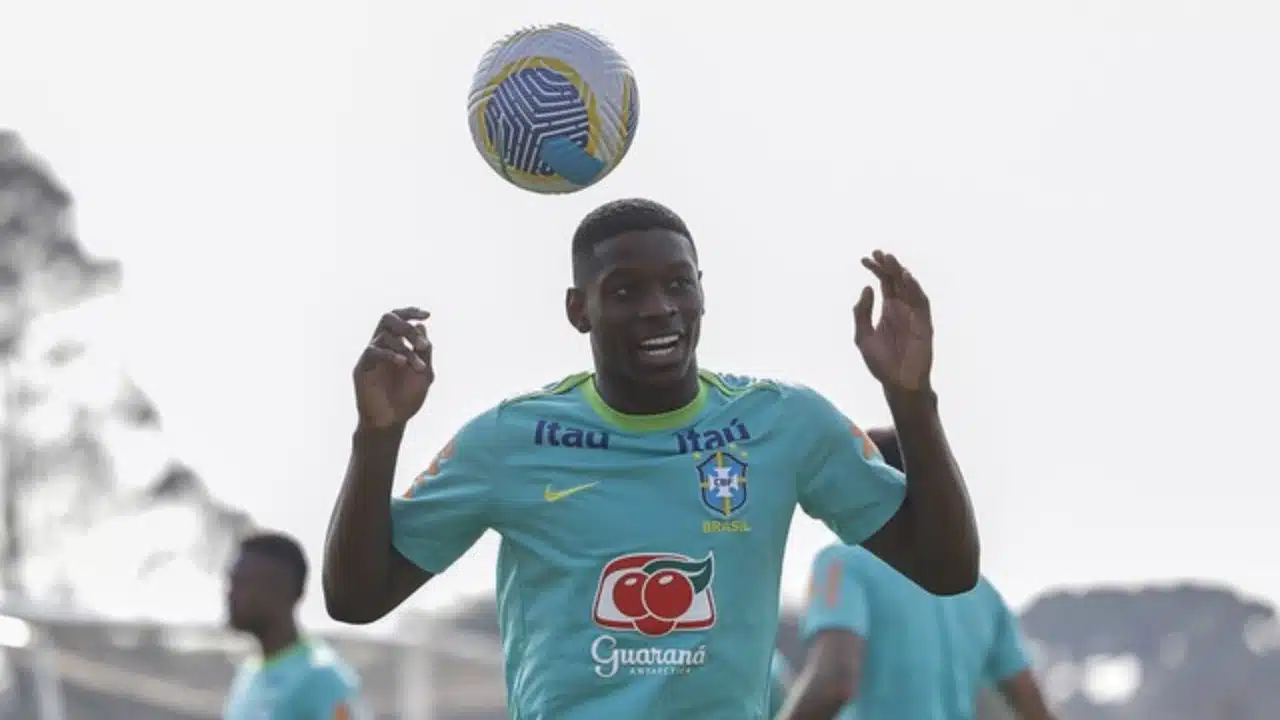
[595,365,700,415]
[255,619,300,660]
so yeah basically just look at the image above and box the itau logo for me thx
[592,552,716,636]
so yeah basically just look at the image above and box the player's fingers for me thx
[900,268,931,313]
[391,307,430,322]
[872,264,899,301]
[356,344,409,373]
[374,311,420,339]
[867,251,904,299]
[417,331,433,371]
[877,251,905,276]
[860,255,893,286]
[852,286,876,343]
[371,330,407,352]
[358,334,433,375]
[406,321,431,353]
[373,330,430,372]
[372,310,431,351]
[408,325,432,373]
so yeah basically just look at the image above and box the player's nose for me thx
[635,287,677,320]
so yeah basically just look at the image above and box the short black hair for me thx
[239,531,308,600]
[571,198,695,286]
[866,427,904,472]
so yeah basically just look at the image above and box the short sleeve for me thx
[800,545,871,641]
[298,665,360,720]
[390,409,500,576]
[793,387,906,546]
[983,589,1031,684]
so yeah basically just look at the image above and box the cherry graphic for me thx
[611,570,649,618]
[633,615,677,637]
[642,569,696,621]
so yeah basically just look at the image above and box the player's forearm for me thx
[1007,694,1058,720]
[1015,706,1059,720]
[886,388,979,595]
[1000,675,1059,720]
[776,665,856,720]
[322,424,406,623]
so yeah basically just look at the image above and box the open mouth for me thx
[637,333,682,359]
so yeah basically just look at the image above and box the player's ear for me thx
[565,287,590,333]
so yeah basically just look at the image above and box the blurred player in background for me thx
[324,198,980,718]
[225,532,363,720]
[778,428,1056,720]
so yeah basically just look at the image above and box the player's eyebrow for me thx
[597,264,693,291]
[602,260,695,278]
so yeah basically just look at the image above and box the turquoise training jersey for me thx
[391,370,906,719]
[223,640,363,720]
[801,545,1030,720]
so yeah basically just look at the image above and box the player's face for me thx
[226,551,291,633]
[573,228,703,389]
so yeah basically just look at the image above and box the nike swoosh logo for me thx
[544,482,599,502]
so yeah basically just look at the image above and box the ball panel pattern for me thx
[467,24,638,194]
[483,64,591,178]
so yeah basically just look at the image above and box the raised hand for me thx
[852,251,934,393]
[353,307,434,429]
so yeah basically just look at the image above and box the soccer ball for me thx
[467,24,639,194]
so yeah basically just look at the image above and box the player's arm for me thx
[859,394,979,596]
[324,308,495,624]
[850,253,980,595]
[985,590,1057,720]
[325,308,434,623]
[996,672,1056,720]
[809,413,975,596]
[767,650,793,718]
[325,412,497,624]
[798,390,974,595]
[777,547,869,720]
[794,389,906,578]
[323,423,428,624]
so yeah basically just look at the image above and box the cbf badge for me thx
[697,451,748,517]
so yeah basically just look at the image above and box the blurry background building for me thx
[0,131,1275,719]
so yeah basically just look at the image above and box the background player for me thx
[778,428,1056,720]
[225,532,363,720]
[323,198,980,717]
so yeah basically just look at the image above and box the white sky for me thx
[3,0,1279,631]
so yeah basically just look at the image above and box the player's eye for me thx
[668,277,695,291]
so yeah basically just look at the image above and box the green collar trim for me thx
[581,375,708,432]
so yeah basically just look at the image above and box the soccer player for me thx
[778,427,1056,720]
[323,198,980,718]
[225,532,363,720]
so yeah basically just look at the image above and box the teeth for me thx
[641,334,680,348]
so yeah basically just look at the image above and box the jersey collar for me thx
[258,639,309,670]
[581,375,707,433]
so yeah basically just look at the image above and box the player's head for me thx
[565,198,703,391]
[227,531,307,634]
[866,426,903,472]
